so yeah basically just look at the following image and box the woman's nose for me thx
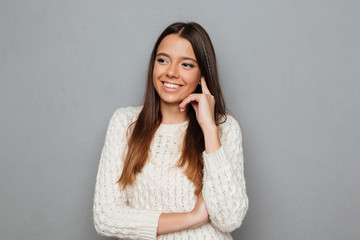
[166,63,179,78]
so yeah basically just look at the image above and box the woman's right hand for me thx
[190,192,209,228]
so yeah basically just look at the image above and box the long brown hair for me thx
[118,22,226,195]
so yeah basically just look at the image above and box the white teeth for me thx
[163,82,181,89]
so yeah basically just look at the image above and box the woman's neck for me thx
[160,102,188,124]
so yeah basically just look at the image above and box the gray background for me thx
[1,0,359,239]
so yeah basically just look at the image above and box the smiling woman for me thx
[93,22,248,239]
[153,34,202,108]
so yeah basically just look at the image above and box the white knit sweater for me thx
[93,106,248,239]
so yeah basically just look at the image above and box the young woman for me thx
[93,22,248,239]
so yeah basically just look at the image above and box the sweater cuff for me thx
[138,211,162,240]
[202,146,230,173]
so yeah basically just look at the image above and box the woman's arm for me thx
[157,193,209,235]
[93,109,162,240]
[179,78,248,232]
[201,116,249,232]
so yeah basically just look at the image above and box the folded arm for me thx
[93,109,161,240]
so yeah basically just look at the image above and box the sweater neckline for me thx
[157,121,189,134]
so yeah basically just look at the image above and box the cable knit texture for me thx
[93,106,248,239]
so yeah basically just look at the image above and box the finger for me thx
[179,94,200,109]
[179,94,200,111]
[200,77,211,95]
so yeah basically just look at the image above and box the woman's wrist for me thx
[189,209,207,229]
[202,124,221,154]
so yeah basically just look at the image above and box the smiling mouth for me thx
[162,82,182,89]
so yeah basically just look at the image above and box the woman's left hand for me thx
[179,77,216,131]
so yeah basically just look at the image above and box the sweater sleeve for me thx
[93,108,162,240]
[202,115,249,232]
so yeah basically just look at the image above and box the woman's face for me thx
[153,34,201,107]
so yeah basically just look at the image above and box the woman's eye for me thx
[182,63,194,68]
[156,58,167,64]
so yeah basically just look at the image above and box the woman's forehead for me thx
[157,34,195,59]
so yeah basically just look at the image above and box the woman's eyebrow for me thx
[182,56,197,63]
[156,52,197,63]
